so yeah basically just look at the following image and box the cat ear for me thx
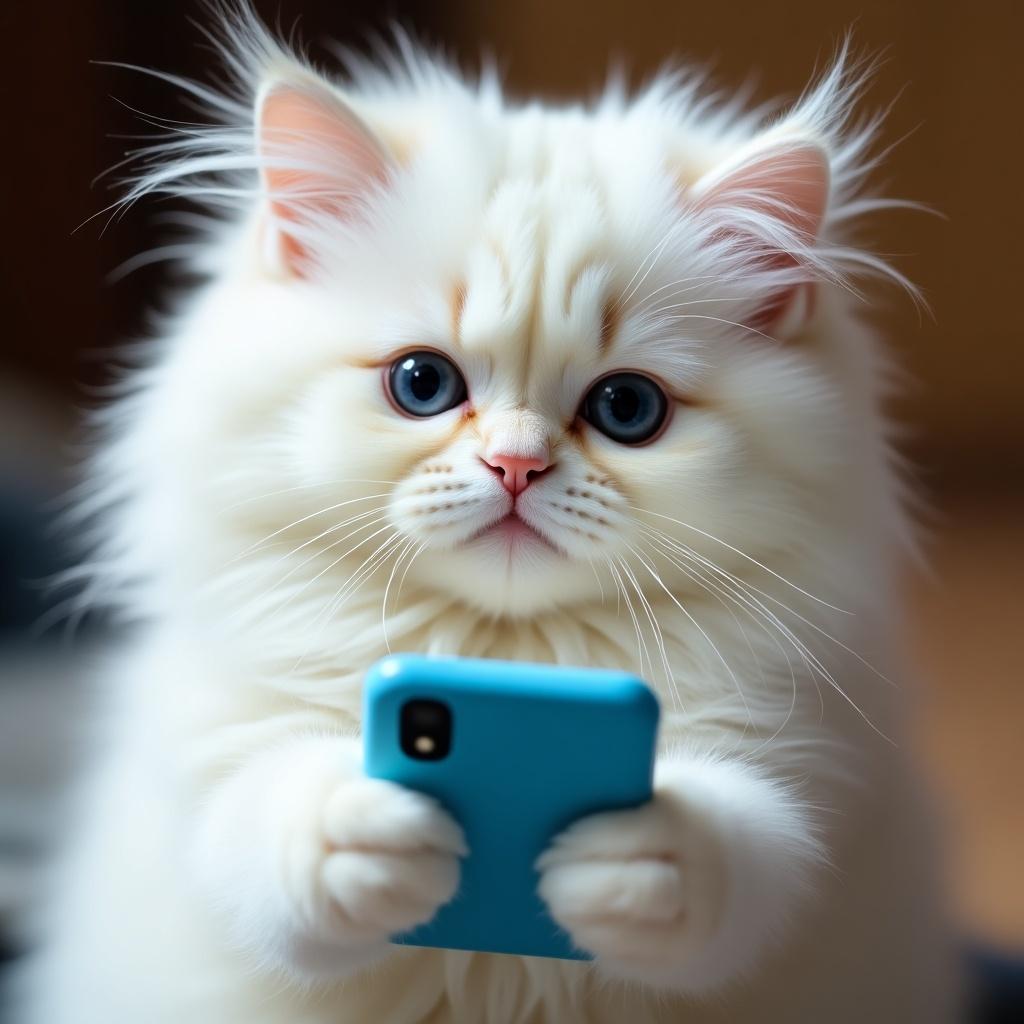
[256,78,392,276]
[690,141,830,335]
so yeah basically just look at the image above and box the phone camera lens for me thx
[400,699,452,761]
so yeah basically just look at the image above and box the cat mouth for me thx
[467,512,561,553]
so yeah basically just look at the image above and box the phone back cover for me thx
[363,654,659,960]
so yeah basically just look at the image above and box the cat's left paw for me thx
[536,795,723,984]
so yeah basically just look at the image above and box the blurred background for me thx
[1,0,1021,1015]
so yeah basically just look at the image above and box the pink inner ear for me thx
[693,143,831,332]
[258,84,390,273]
[694,143,830,238]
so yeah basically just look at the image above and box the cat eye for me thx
[388,351,468,417]
[581,373,669,445]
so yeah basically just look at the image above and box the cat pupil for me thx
[609,386,640,423]
[410,363,441,401]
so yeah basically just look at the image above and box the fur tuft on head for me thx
[102,8,916,305]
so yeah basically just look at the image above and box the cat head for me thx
[103,12,912,644]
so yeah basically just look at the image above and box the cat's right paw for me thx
[316,778,466,943]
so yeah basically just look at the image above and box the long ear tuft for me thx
[93,2,417,276]
[673,38,925,336]
[691,141,831,333]
[256,79,392,276]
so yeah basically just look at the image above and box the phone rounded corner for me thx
[621,676,661,724]
[366,653,414,694]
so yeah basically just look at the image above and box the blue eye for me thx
[581,373,669,444]
[388,351,467,417]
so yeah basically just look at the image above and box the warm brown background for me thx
[2,0,1021,951]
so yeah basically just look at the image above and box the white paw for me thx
[316,778,466,945]
[537,794,722,984]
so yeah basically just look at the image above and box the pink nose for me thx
[483,452,551,496]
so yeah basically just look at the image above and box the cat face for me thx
[288,307,831,622]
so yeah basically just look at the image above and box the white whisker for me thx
[639,531,767,690]
[262,506,389,575]
[393,541,427,616]
[228,492,392,563]
[269,521,396,620]
[291,532,405,674]
[652,312,776,343]
[631,273,734,312]
[586,558,607,605]
[645,525,834,687]
[629,506,850,613]
[642,526,891,743]
[650,525,869,690]
[624,541,754,735]
[616,554,680,711]
[382,537,418,653]
[219,479,398,513]
[246,511,391,615]
[640,530,801,750]
[617,221,686,307]
[607,559,650,682]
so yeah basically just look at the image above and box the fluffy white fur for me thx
[16,5,960,1022]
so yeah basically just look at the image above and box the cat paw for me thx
[537,795,723,985]
[316,777,466,943]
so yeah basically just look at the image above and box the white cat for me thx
[16,6,960,1022]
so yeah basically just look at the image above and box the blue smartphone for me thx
[363,654,660,960]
